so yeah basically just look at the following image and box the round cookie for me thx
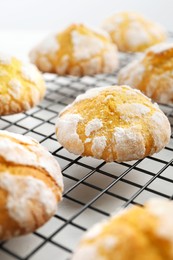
[118,42,173,103]
[0,130,63,240]
[55,85,171,162]
[0,53,46,116]
[102,12,167,52]
[72,198,173,260]
[29,24,118,76]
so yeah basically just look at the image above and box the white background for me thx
[0,0,173,31]
[0,0,173,59]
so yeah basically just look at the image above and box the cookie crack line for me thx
[55,85,171,162]
[0,158,63,194]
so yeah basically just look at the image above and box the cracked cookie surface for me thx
[102,12,167,52]
[0,53,46,115]
[72,198,173,260]
[118,42,173,103]
[55,85,170,162]
[30,24,118,76]
[0,130,63,240]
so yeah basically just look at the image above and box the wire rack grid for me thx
[0,52,173,260]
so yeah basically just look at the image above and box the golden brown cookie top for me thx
[0,130,63,189]
[30,24,118,76]
[72,198,173,260]
[0,130,63,239]
[118,42,173,103]
[145,42,173,71]
[56,85,170,162]
[102,12,167,52]
[0,53,46,115]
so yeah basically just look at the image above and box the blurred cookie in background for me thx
[102,11,167,52]
[118,42,173,103]
[0,53,46,116]
[29,24,119,76]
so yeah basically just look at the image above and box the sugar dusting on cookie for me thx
[29,24,118,76]
[21,63,40,83]
[74,85,128,104]
[126,22,150,47]
[71,30,104,60]
[147,42,173,54]
[102,236,118,250]
[0,131,63,189]
[147,199,173,241]
[30,34,59,66]
[72,244,104,260]
[0,130,38,145]
[37,34,59,55]
[0,172,57,229]
[118,59,145,87]
[148,111,171,152]
[56,85,170,162]
[8,79,22,99]
[103,48,118,72]
[91,136,107,158]
[102,12,167,52]
[117,103,150,120]
[84,221,106,240]
[85,118,103,137]
[56,114,84,155]
[114,126,145,162]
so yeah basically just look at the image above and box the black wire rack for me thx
[0,51,173,260]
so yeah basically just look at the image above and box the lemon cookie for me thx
[72,198,173,260]
[29,24,118,76]
[102,12,167,52]
[0,53,46,116]
[0,130,63,240]
[118,42,173,103]
[55,85,170,162]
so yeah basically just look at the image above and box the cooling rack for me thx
[0,51,173,260]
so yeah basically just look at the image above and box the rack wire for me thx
[0,51,173,260]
